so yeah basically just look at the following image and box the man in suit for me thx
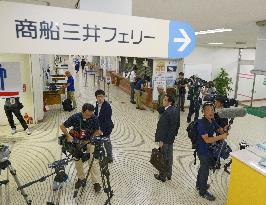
[154,94,180,182]
[94,89,114,163]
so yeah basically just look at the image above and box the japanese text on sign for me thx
[15,19,156,44]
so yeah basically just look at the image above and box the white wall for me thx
[30,54,45,122]
[240,49,266,101]
[0,54,34,126]
[184,46,266,101]
[80,0,132,15]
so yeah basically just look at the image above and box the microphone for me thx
[217,107,247,119]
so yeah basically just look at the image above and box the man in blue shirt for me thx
[65,71,77,109]
[196,102,229,201]
[0,64,7,90]
[135,77,145,110]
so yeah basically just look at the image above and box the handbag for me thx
[17,101,24,110]
[149,148,167,173]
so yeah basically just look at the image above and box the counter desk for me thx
[227,145,266,205]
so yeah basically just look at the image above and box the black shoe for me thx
[94,183,101,193]
[200,191,216,201]
[196,184,210,191]
[75,178,86,189]
[130,101,136,104]
[167,176,171,180]
[154,174,166,182]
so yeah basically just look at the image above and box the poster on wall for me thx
[152,80,166,101]
[0,62,22,98]
[165,73,175,87]
[166,61,177,73]
[167,65,177,72]
[155,61,166,73]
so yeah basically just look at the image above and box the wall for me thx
[240,49,266,101]
[0,53,34,126]
[184,46,266,101]
[80,0,132,15]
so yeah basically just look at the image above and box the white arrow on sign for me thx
[173,29,191,52]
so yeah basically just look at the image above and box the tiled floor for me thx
[1,73,266,205]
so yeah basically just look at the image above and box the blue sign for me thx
[0,66,7,90]
[168,21,196,58]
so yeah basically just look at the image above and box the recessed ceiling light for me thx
[208,42,224,45]
[195,28,232,35]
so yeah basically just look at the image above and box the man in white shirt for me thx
[126,65,138,104]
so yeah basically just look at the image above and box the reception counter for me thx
[110,72,153,108]
[227,145,266,205]
[43,90,65,105]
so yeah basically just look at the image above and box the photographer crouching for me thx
[60,103,102,193]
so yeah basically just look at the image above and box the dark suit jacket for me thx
[95,100,114,137]
[155,106,180,144]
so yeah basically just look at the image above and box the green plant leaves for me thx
[213,68,233,96]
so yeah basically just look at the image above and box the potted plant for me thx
[213,68,233,96]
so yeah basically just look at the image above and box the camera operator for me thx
[196,102,229,201]
[187,76,203,123]
[94,89,114,163]
[60,103,102,193]
[202,81,216,101]
[214,96,229,130]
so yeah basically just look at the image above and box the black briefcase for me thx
[149,148,167,173]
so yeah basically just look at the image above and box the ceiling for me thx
[132,0,266,48]
[3,0,266,48]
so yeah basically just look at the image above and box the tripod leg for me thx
[8,165,32,205]
[6,168,10,205]
[224,159,232,174]
[99,156,113,205]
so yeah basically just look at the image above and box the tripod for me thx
[73,142,113,205]
[16,157,73,205]
[0,160,32,205]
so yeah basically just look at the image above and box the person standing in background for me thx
[176,72,187,111]
[64,71,77,109]
[94,89,114,163]
[135,77,145,110]
[126,65,138,104]
[81,59,86,73]
[157,86,166,115]
[4,97,32,135]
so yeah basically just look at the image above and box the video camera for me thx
[214,95,238,108]
[0,144,10,163]
[58,135,108,161]
[223,98,238,108]
[58,135,90,162]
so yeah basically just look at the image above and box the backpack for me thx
[186,120,200,149]
[186,118,209,165]
[62,99,73,112]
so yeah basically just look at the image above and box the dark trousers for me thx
[104,136,113,160]
[160,143,173,179]
[187,100,200,122]
[4,107,28,130]
[178,93,185,110]
[196,155,210,195]
[130,82,135,102]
